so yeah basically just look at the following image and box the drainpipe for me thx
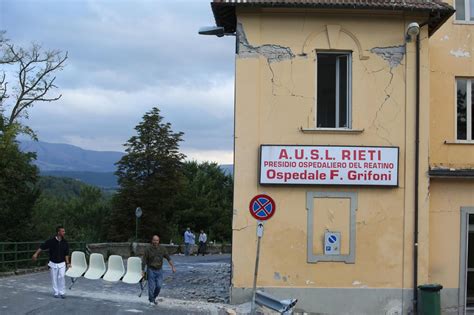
[413,31,420,314]
[413,20,428,313]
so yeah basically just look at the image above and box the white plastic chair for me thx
[122,257,145,296]
[84,253,106,280]
[65,251,88,289]
[103,255,125,282]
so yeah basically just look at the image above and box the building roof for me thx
[211,0,455,36]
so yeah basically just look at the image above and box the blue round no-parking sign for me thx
[249,194,276,221]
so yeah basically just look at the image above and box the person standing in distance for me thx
[198,230,207,256]
[142,235,176,305]
[32,226,70,298]
[184,227,195,256]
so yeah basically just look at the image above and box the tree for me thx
[108,107,185,242]
[0,31,67,137]
[0,30,67,240]
[174,161,233,243]
[32,185,111,242]
[0,122,39,241]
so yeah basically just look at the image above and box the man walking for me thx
[32,226,70,298]
[142,235,176,305]
[184,227,195,256]
[198,230,207,256]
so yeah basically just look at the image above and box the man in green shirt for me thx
[142,235,176,305]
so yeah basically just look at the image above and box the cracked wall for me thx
[231,13,430,310]
[235,22,408,142]
[370,45,406,68]
[237,22,295,63]
[368,45,406,145]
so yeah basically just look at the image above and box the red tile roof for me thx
[211,0,454,36]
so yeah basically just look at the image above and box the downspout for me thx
[413,31,420,314]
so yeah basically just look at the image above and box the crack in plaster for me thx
[367,45,406,145]
[232,226,251,231]
[371,66,395,144]
[233,219,254,232]
[266,59,313,99]
[237,23,312,101]
[237,23,295,63]
[450,48,470,58]
[370,45,406,68]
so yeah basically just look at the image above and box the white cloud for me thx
[51,77,234,118]
[2,0,236,163]
[27,77,235,154]
[183,149,234,165]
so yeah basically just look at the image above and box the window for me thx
[456,0,474,21]
[316,53,352,128]
[456,79,473,141]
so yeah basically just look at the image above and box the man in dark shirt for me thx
[32,226,70,298]
[142,235,176,305]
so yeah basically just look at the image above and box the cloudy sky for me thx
[0,0,235,164]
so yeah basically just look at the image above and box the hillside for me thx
[38,176,90,199]
[41,171,118,189]
[20,140,123,172]
[20,140,232,188]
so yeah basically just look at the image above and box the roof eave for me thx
[211,2,455,36]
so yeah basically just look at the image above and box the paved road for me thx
[0,254,231,315]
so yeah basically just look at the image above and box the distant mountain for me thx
[20,140,124,172]
[19,140,233,188]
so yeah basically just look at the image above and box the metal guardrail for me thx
[0,241,86,271]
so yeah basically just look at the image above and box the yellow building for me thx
[206,0,474,313]
[429,0,474,313]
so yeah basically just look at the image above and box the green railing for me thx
[0,241,86,272]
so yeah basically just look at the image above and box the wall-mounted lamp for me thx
[198,26,225,37]
[405,22,420,42]
[198,26,236,37]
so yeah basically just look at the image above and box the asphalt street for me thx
[0,254,232,315]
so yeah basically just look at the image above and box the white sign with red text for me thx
[260,145,399,186]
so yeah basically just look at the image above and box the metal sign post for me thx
[248,194,275,314]
[251,221,265,314]
[135,207,142,241]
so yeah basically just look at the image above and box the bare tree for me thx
[0,31,67,136]
[0,31,13,108]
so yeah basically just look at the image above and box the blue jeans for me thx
[147,268,163,302]
[185,243,191,256]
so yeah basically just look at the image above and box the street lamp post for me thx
[135,207,142,241]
